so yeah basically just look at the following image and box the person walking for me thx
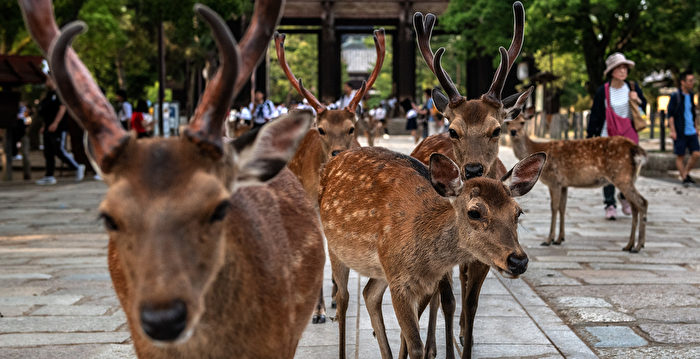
[668,71,698,186]
[587,52,647,220]
[130,99,151,138]
[249,90,276,129]
[401,98,420,144]
[116,89,132,131]
[35,76,85,185]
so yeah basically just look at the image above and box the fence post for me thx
[660,110,666,152]
[649,111,655,139]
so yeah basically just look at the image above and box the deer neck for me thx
[416,199,475,274]
[511,131,537,161]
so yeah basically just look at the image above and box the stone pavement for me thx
[0,135,697,358]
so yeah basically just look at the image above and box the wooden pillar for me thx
[319,1,341,103]
[394,1,415,101]
[466,54,492,100]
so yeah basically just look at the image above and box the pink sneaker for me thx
[605,205,617,220]
[620,198,632,215]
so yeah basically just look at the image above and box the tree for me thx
[267,32,318,105]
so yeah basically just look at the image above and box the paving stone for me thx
[0,305,33,317]
[529,262,584,270]
[0,315,125,333]
[597,345,700,358]
[0,286,51,297]
[633,307,700,323]
[534,255,624,263]
[522,269,582,286]
[585,326,648,347]
[0,295,82,306]
[638,324,700,344]
[609,292,700,311]
[554,296,612,308]
[0,273,52,280]
[30,305,110,316]
[561,308,635,324]
[470,344,561,358]
[588,263,687,271]
[0,332,130,347]
[541,329,597,358]
[0,344,135,359]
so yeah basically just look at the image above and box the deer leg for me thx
[391,288,423,359]
[331,278,338,308]
[458,263,467,346]
[312,288,327,323]
[423,291,440,359]
[619,185,648,253]
[554,187,568,244]
[460,262,489,359]
[363,278,392,359]
[330,252,350,359]
[439,274,456,359]
[543,185,561,246]
[400,290,435,359]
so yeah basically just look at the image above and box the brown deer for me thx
[276,30,385,323]
[319,146,546,359]
[506,110,648,252]
[20,1,326,358]
[411,3,531,357]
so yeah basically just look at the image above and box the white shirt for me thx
[374,107,386,120]
[335,90,357,109]
[118,101,132,124]
[602,83,630,137]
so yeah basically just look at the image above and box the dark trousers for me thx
[603,184,625,207]
[43,130,79,177]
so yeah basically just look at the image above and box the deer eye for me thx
[467,210,481,220]
[448,128,458,139]
[99,213,119,231]
[318,128,326,136]
[210,201,231,223]
[348,127,354,135]
[491,128,501,138]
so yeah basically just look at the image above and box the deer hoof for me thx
[552,241,562,245]
[540,241,551,246]
[629,248,640,254]
[312,314,326,324]
[622,246,632,251]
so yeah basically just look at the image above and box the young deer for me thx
[506,110,648,252]
[20,1,326,358]
[412,3,531,356]
[319,147,546,359]
[276,30,385,323]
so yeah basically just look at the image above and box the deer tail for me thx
[631,145,647,179]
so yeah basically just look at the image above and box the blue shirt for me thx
[684,94,696,135]
[423,98,434,122]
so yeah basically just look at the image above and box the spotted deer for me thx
[506,110,648,252]
[319,146,546,359]
[411,3,531,357]
[20,1,326,358]
[276,29,385,323]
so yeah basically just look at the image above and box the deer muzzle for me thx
[506,253,529,276]
[140,299,188,342]
[464,163,484,179]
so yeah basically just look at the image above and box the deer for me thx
[319,146,546,359]
[411,3,531,357]
[275,29,386,323]
[19,1,326,358]
[505,107,648,252]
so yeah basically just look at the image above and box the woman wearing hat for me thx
[587,52,647,220]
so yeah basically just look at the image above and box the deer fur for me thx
[506,115,648,252]
[319,146,546,359]
[20,1,327,357]
[412,3,530,356]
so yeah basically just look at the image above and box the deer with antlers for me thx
[275,29,385,323]
[505,108,648,252]
[19,1,326,358]
[411,3,531,357]
[320,146,545,359]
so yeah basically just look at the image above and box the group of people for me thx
[587,53,697,219]
[402,88,447,143]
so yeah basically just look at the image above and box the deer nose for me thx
[510,129,517,136]
[464,164,484,179]
[331,150,342,157]
[140,299,188,342]
[506,254,529,275]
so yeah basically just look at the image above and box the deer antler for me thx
[274,32,325,113]
[413,12,463,106]
[233,0,285,96]
[484,1,525,103]
[346,28,386,113]
[20,0,128,172]
[184,4,241,157]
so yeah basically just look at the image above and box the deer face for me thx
[429,152,546,277]
[316,110,357,158]
[443,100,505,180]
[99,138,230,343]
[506,115,527,138]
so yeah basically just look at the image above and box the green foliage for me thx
[267,33,318,105]
[415,34,466,100]
[362,33,393,108]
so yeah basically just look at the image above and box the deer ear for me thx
[233,110,313,186]
[501,152,546,197]
[429,153,464,197]
[432,88,448,113]
[503,86,534,120]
